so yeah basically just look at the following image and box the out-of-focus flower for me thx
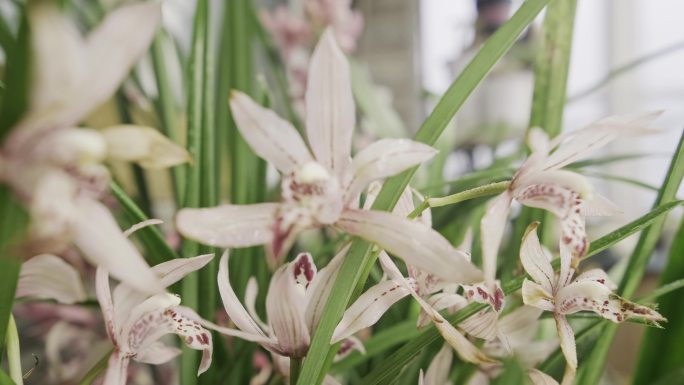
[304,0,363,53]
[0,1,189,294]
[418,343,453,385]
[480,112,662,289]
[16,254,87,305]
[177,29,480,284]
[251,352,343,385]
[520,223,665,384]
[96,254,215,385]
[44,321,112,384]
[215,248,405,359]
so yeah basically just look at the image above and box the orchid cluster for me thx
[1,2,678,385]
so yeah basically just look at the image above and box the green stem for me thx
[78,350,112,385]
[290,357,302,385]
[6,315,22,385]
[428,181,510,208]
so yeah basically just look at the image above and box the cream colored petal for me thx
[528,369,559,385]
[346,139,437,202]
[230,91,313,174]
[480,192,513,287]
[519,223,555,293]
[16,254,86,304]
[554,315,576,370]
[423,343,453,385]
[304,245,349,333]
[337,209,482,284]
[305,28,355,176]
[573,268,616,290]
[176,203,279,248]
[521,279,555,313]
[73,198,163,294]
[102,125,190,168]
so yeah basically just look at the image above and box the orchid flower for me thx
[0,1,189,294]
[177,29,481,285]
[95,254,216,385]
[480,112,662,288]
[251,353,343,385]
[215,248,408,359]
[520,223,665,384]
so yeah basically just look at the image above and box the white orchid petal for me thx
[554,314,577,370]
[424,343,453,385]
[521,279,555,313]
[154,253,214,288]
[102,351,130,385]
[20,2,161,140]
[480,192,513,286]
[305,245,349,333]
[346,139,437,202]
[556,281,665,325]
[462,282,505,313]
[528,369,560,385]
[417,293,467,328]
[245,277,270,332]
[337,209,482,284]
[135,342,181,365]
[514,170,592,199]
[102,125,190,168]
[95,268,117,345]
[176,203,278,248]
[458,311,499,341]
[72,198,163,294]
[16,254,86,304]
[266,260,311,357]
[583,192,622,217]
[292,252,318,288]
[515,183,577,219]
[520,224,556,293]
[305,28,355,175]
[332,279,411,343]
[230,91,313,174]
[574,268,617,290]
[217,251,269,338]
[334,336,366,362]
[122,219,164,238]
[498,306,544,338]
[544,111,663,171]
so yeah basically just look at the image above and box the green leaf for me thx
[110,182,179,265]
[0,369,16,385]
[0,10,29,139]
[296,2,551,383]
[633,216,684,384]
[491,358,529,385]
[577,130,684,385]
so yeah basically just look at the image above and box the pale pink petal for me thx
[153,254,215,288]
[176,203,279,248]
[304,245,349,333]
[332,279,411,342]
[246,277,270,332]
[521,279,555,313]
[556,281,665,325]
[337,209,482,284]
[101,125,190,168]
[16,254,86,304]
[458,311,499,341]
[305,28,355,176]
[334,336,366,362]
[266,259,311,357]
[217,251,269,338]
[15,2,161,143]
[346,139,437,202]
[95,267,117,345]
[135,342,181,365]
[527,127,550,156]
[554,314,577,370]
[417,293,468,328]
[583,192,622,217]
[559,207,589,260]
[528,369,559,385]
[230,91,313,174]
[423,343,453,385]
[519,223,555,293]
[515,183,577,219]
[122,219,164,238]
[480,192,513,287]
[544,111,663,171]
[513,170,592,200]
[573,268,616,290]
[72,198,163,294]
[126,305,213,375]
[102,351,130,385]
